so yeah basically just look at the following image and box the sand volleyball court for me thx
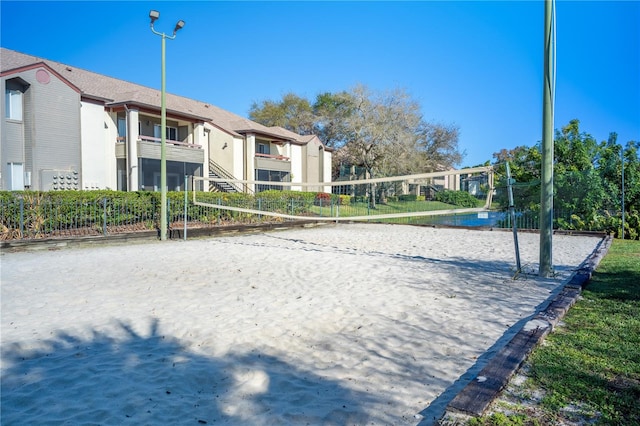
[1,224,602,425]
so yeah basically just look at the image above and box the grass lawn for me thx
[471,239,640,426]
[309,200,486,225]
[310,200,461,218]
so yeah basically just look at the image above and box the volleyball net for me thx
[192,166,494,223]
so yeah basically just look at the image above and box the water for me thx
[417,211,507,227]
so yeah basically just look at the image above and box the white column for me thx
[194,123,207,181]
[245,134,256,192]
[127,108,139,191]
[325,150,332,193]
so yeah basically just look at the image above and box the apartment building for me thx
[1,48,332,193]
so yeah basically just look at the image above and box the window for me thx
[255,169,289,192]
[5,88,23,120]
[153,172,181,191]
[257,142,270,155]
[117,159,128,191]
[154,124,178,141]
[167,127,177,141]
[117,117,127,138]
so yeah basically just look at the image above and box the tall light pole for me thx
[621,143,625,240]
[539,0,555,277]
[149,10,185,241]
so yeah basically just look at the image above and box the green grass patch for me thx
[529,239,640,424]
[468,412,540,426]
[473,239,640,425]
[309,200,465,220]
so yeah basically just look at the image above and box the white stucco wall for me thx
[245,134,255,192]
[80,101,111,190]
[323,150,332,193]
[290,144,303,191]
[103,111,119,190]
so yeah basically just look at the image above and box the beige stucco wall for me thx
[201,126,331,194]
[206,123,243,180]
[232,137,244,181]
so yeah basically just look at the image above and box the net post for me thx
[506,162,522,274]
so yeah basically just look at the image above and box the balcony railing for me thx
[116,135,201,149]
[255,153,289,161]
[139,135,201,149]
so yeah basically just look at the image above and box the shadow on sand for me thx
[1,318,378,425]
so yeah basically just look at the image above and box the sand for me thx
[0,223,602,425]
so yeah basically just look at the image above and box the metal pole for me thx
[184,174,188,241]
[103,197,107,236]
[19,197,24,239]
[621,145,625,239]
[506,163,522,274]
[150,11,184,240]
[160,35,168,241]
[539,0,555,277]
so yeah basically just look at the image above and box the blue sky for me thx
[2,1,639,167]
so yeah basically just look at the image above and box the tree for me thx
[492,145,542,210]
[622,140,640,212]
[415,122,464,172]
[248,93,315,135]
[312,91,356,149]
[249,85,465,194]
[553,119,606,216]
[339,85,426,206]
[597,132,623,211]
[491,119,640,238]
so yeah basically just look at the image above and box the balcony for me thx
[115,135,203,163]
[138,135,201,149]
[254,153,291,172]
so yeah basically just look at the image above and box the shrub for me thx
[338,195,351,205]
[435,190,480,208]
[314,192,332,206]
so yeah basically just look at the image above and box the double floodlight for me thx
[149,10,185,35]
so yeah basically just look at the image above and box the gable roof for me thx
[1,47,328,148]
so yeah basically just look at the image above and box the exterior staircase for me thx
[209,159,252,194]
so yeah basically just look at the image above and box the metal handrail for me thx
[208,159,253,194]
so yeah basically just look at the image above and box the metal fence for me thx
[0,196,315,241]
[0,195,613,241]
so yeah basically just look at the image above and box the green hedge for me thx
[556,209,640,240]
[398,194,426,202]
[434,190,480,208]
[0,189,324,239]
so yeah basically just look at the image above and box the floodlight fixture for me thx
[174,20,185,34]
[149,10,160,24]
